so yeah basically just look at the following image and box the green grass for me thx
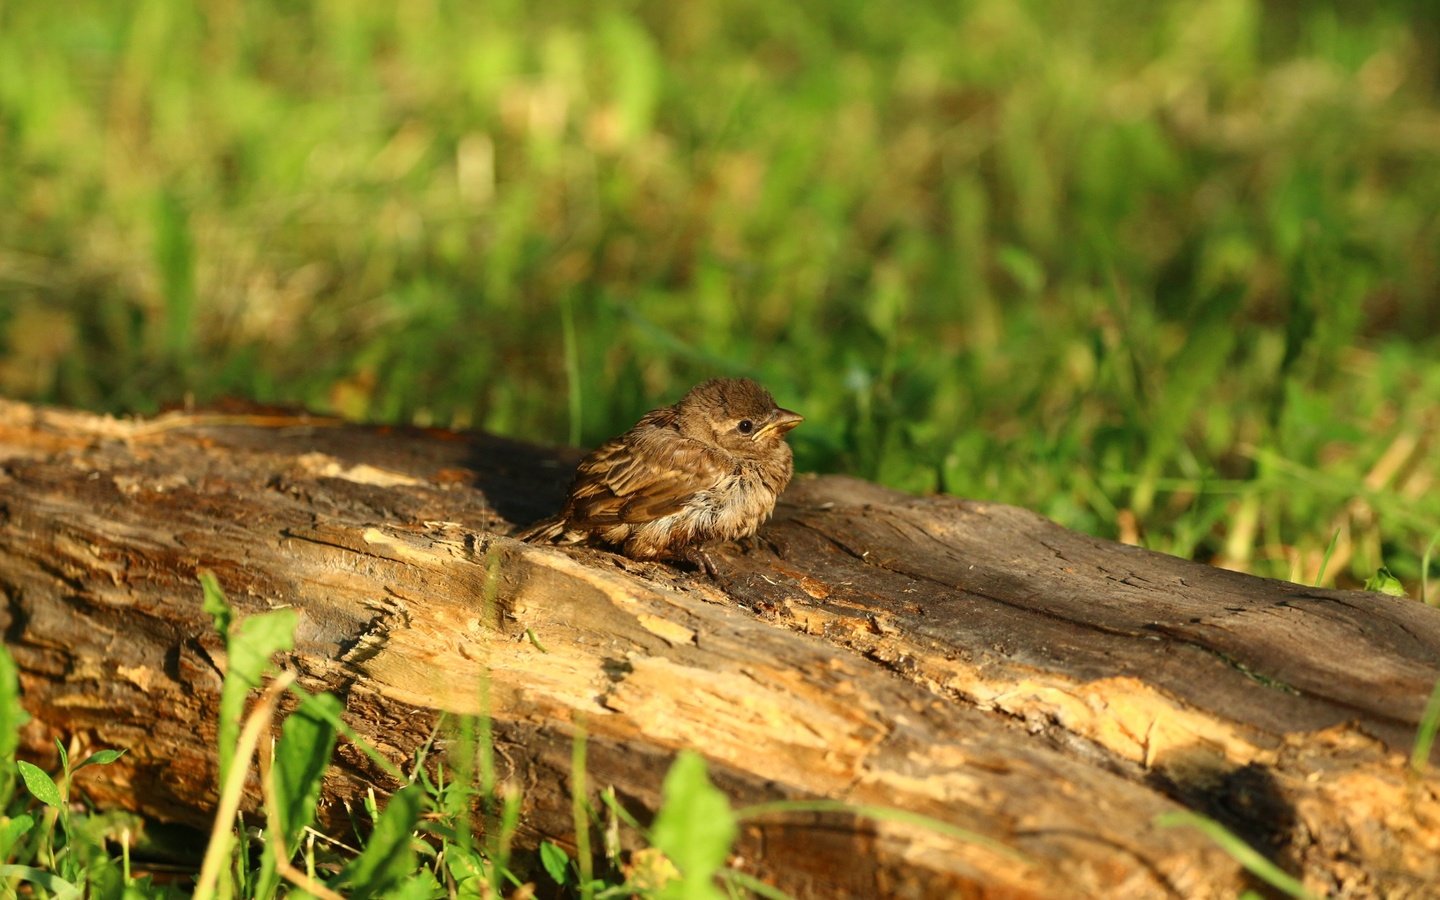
[1157,811,1321,900]
[2,1,1438,590]
[2,7,1438,887]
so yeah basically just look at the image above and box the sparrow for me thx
[517,378,803,562]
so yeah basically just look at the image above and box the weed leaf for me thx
[199,570,232,637]
[337,783,423,896]
[390,871,448,900]
[650,751,736,900]
[216,602,298,787]
[443,844,486,897]
[0,813,34,856]
[73,749,127,772]
[539,840,571,885]
[16,762,62,808]
[275,692,342,852]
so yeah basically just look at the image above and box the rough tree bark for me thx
[0,399,1436,898]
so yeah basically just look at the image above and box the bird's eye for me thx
[737,419,754,435]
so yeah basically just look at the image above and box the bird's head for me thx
[676,378,803,459]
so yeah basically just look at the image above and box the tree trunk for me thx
[1,399,1436,898]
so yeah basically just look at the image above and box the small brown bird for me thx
[517,378,803,562]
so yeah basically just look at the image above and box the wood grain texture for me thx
[1,399,1436,898]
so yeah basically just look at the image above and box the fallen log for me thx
[0,399,1435,898]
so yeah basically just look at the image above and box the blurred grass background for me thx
[1,0,1437,591]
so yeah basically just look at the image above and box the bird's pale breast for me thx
[621,449,791,559]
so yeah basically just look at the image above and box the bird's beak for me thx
[756,408,804,438]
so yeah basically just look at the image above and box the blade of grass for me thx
[734,798,1029,865]
[1421,531,1439,606]
[1247,448,1440,535]
[1156,811,1319,900]
[492,783,524,888]
[719,867,793,900]
[0,643,31,808]
[1410,678,1440,774]
[0,865,81,900]
[194,670,297,900]
[259,738,346,900]
[561,292,582,447]
[571,723,593,900]
[1314,528,1342,587]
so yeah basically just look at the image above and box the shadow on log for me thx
[0,399,1437,898]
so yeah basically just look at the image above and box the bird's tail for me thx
[514,515,566,544]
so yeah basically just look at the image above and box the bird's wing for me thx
[565,414,731,527]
